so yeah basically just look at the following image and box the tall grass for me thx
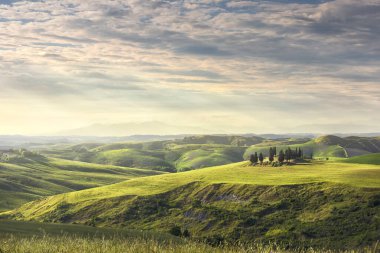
[0,234,378,253]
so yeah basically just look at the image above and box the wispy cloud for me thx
[0,0,379,134]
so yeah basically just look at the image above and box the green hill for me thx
[244,139,346,159]
[244,135,380,159]
[34,135,380,173]
[92,149,175,172]
[37,139,251,172]
[4,161,380,249]
[343,153,380,165]
[174,146,245,171]
[0,151,163,212]
[179,135,264,146]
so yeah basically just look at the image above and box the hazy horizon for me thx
[1,0,379,135]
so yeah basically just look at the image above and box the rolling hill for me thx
[36,135,263,172]
[343,153,380,165]
[33,135,380,173]
[0,150,163,211]
[4,161,380,249]
[244,135,380,159]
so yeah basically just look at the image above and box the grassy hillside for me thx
[5,225,373,253]
[0,152,163,211]
[1,231,377,253]
[34,135,380,173]
[244,135,380,159]
[38,140,249,172]
[4,161,380,249]
[343,153,380,165]
[0,220,174,241]
[174,146,245,171]
[92,149,175,172]
[244,136,347,159]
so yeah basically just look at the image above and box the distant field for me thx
[35,135,380,173]
[39,142,247,172]
[0,157,162,211]
[92,148,175,172]
[175,146,245,171]
[343,153,380,165]
[244,141,347,159]
[244,135,380,159]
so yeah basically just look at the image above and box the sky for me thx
[0,0,379,135]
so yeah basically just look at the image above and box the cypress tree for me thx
[259,152,264,164]
[249,154,255,164]
[285,148,291,162]
[278,150,285,163]
[269,147,274,162]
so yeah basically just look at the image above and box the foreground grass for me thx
[0,220,378,253]
[0,235,378,253]
[0,220,172,240]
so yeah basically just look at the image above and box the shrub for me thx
[169,225,182,237]
[183,229,191,238]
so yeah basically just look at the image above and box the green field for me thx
[0,220,378,253]
[3,161,379,249]
[0,220,174,240]
[0,155,163,211]
[2,135,380,251]
[7,161,380,219]
[174,146,245,171]
[34,135,380,174]
[343,153,380,165]
[92,148,175,172]
[244,135,380,159]
[38,141,247,172]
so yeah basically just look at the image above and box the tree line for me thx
[249,146,304,164]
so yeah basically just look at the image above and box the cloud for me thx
[174,44,231,56]
[0,0,378,134]
[308,0,380,37]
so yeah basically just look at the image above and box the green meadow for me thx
[2,159,379,250]
[0,155,162,211]
[36,135,380,173]
[1,136,380,251]
[11,161,379,211]
[343,153,380,165]
[0,220,378,253]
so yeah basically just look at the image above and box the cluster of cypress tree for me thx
[249,146,304,164]
[278,147,303,162]
[249,152,264,164]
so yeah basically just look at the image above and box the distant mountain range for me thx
[0,132,379,149]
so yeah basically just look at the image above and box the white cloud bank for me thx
[0,0,379,135]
